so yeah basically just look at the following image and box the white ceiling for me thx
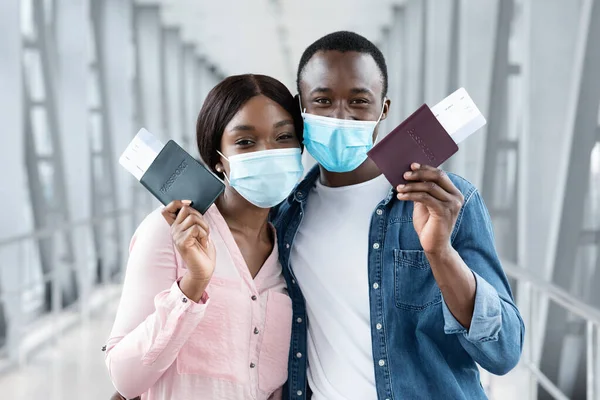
[141,0,403,90]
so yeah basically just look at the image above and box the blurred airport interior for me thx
[0,0,600,398]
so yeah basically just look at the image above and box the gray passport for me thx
[139,140,225,214]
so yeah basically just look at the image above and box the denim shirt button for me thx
[376,209,383,215]
[286,243,290,249]
[297,317,303,323]
[376,323,382,330]
[373,242,380,249]
[297,390,303,396]
[378,359,385,366]
[373,282,379,289]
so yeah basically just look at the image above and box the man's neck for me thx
[215,189,271,240]
[319,158,382,188]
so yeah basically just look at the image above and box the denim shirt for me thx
[272,166,525,400]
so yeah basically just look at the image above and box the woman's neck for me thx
[215,188,271,241]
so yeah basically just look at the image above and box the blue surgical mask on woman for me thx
[300,98,386,173]
[217,148,304,208]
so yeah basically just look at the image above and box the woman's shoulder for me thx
[129,207,173,250]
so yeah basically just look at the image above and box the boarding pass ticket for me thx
[119,128,164,181]
[430,87,487,145]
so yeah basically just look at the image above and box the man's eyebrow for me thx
[230,125,255,131]
[273,120,294,129]
[350,87,374,95]
[310,87,332,95]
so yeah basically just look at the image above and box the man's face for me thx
[298,50,390,140]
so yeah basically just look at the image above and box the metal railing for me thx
[500,261,600,400]
[0,209,134,371]
[1,210,598,400]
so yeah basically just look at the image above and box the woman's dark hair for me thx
[196,74,303,175]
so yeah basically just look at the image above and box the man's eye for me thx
[350,99,369,104]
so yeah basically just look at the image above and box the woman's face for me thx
[216,94,301,176]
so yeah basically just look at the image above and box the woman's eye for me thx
[235,139,254,146]
[277,133,295,140]
[314,98,331,105]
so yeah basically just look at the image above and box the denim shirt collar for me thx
[290,165,397,206]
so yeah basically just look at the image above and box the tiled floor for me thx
[0,303,118,400]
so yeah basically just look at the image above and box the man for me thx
[274,31,524,400]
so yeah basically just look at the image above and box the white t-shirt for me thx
[290,173,392,400]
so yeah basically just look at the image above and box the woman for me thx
[105,74,304,400]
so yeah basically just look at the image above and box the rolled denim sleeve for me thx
[442,271,502,341]
[445,188,525,375]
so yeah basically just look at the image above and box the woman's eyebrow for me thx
[273,120,294,129]
[230,124,255,132]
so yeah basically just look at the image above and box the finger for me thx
[178,213,210,233]
[175,225,209,249]
[396,191,448,212]
[174,203,194,226]
[179,204,206,225]
[162,200,183,225]
[404,164,461,196]
[396,182,453,202]
[162,200,192,225]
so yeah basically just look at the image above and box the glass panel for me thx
[89,113,103,153]
[38,161,55,206]
[494,149,517,209]
[572,242,598,313]
[93,156,105,186]
[21,239,45,316]
[43,0,53,26]
[20,0,36,40]
[588,143,600,230]
[31,107,53,156]
[88,20,97,64]
[23,49,46,101]
[89,71,101,110]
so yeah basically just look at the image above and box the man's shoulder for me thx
[445,172,478,200]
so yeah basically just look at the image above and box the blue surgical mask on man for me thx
[217,148,304,208]
[300,98,386,173]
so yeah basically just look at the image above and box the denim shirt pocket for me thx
[393,249,442,311]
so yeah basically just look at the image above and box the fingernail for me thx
[397,184,405,190]
[404,172,412,178]
[182,200,192,205]
[412,163,421,169]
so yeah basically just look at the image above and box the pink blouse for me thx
[105,206,292,400]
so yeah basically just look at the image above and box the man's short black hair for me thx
[296,31,388,98]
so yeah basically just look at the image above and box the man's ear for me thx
[381,98,392,121]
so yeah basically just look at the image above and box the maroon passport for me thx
[367,104,458,186]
